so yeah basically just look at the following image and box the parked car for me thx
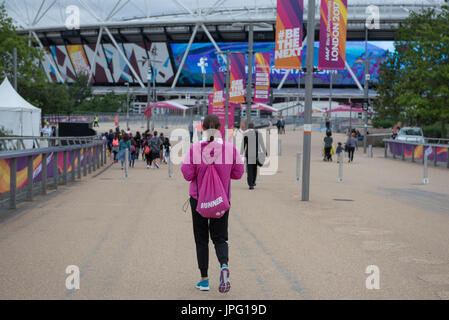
[396,127,425,144]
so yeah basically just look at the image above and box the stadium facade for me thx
[5,0,446,102]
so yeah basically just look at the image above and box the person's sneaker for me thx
[219,265,231,293]
[195,280,210,291]
[146,165,150,169]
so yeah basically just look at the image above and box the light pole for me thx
[139,58,162,131]
[125,82,130,129]
[301,0,316,202]
[363,28,370,154]
[231,22,271,130]
[198,57,208,117]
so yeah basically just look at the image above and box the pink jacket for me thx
[181,139,244,200]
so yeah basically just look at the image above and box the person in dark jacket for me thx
[241,122,266,190]
[323,131,333,162]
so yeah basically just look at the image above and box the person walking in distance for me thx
[112,134,120,163]
[189,121,194,143]
[149,131,163,169]
[118,134,131,169]
[241,122,266,190]
[346,132,358,163]
[181,115,244,293]
[323,131,333,162]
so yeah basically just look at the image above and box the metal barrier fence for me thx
[0,139,107,209]
[0,136,100,151]
[383,139,449,169]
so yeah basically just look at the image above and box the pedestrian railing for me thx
[383,139,449,169]
[0,139,108,209]
[0,135,99,151]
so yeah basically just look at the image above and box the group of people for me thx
[103,127,171,170]
[323,128,358,163]
[276,117,286,134]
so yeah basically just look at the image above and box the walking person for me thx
[346,132,358,163]
[134,131,142,160]
[181,115,244,293]
[163,137,171,164]
[130,138,138,168]
[112,134,120,163]
[241,122,266,190]
[149,131,163,169]
[159,133,165,164]
[189,121,194,143]
[118,134,131,169]
[323,131,333,162]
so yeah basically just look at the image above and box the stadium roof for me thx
[5,0,446,32]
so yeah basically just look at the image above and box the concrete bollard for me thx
[368,145,373,158]
[338,153,344,183]
[296,152,301,182]
[278,138,282,156]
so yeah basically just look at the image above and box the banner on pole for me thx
[213,72,225,107]
[318,0,348,70]
[274,0,304,69]
[254,53,271,104]
[229,53,246,103]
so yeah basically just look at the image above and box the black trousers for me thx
[190,197,229,278]
[247,164,258,187]
[348,147,355,161]
[324,147,332,161]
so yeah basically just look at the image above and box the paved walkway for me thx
[1,128,449,299]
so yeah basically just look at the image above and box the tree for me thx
[0,4,46,87]
[77,92,127,113]
[375,2,449,137]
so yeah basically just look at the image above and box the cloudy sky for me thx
[3,0,277,28]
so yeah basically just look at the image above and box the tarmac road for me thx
[1,128,449,299]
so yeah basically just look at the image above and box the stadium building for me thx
[4,0,446,115]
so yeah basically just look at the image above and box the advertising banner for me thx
[254,52,271,104]
[318,0,348,70]
[213,72,225,107]
[229,53,246,103]
[274,0,304,69]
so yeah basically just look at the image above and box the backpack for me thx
[131,145,136,153]
[195,145,230,219]
[144,145,150,155]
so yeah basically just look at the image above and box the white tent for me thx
[0,78,41,141]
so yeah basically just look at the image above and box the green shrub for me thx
[422,124,442,138]
[372,118,395,129]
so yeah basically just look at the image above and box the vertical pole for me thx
[338,152,344,183]
[246,24,254,130]
[97,146,100,169]
[278,138,282,156]
[423,152,429,184]
[412,145,415,162]
[384,142,388,158]
[147,63,151,131]
[296,152,301,182]
[401,143,405,160]
[71,150,75,182]
[225,51,230,130]
[101,144,104,166]
[328,71,333,120]
[42,153,47,195]
[9,158,17,209]
[88,147,92,174]
[126,83,130,129]
[13,48,18,91]
[434,146,438,167]
[301,0,316,201]
[168,154,173,179]
[26,155,33,201]
[124,149,129,179]
[77,149,81,179]
[63,151,68,185]
[83,147,88,176]
[53,152,59,189]
[369,145,373,158]
[363,27,369,154]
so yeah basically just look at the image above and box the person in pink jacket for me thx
[181,114,244,293]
